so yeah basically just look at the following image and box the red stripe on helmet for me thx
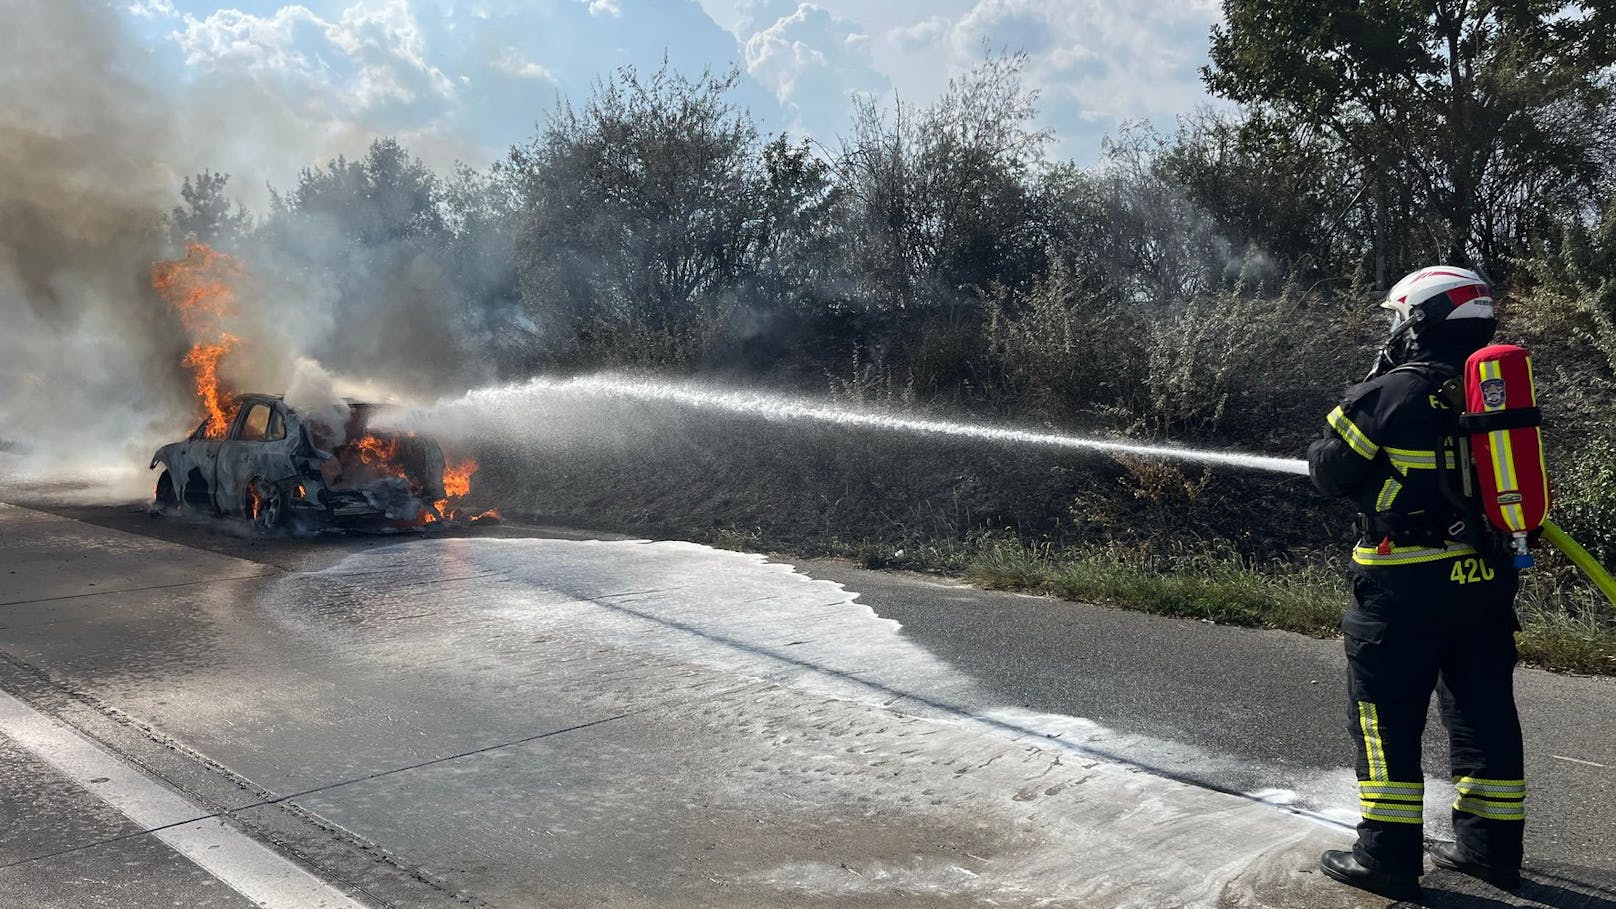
[1446,283,1489,307]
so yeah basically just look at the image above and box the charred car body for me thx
[150,394,450,532]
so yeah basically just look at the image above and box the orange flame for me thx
[152,242,245,439]
[442,457,476,499]
[430,456,479,522]
[353,434,409,478]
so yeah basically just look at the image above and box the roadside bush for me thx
[1555,436,1616,567]
[984,261,1143,423]
[1517,208,1616,379]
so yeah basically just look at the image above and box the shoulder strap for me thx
[1389,361,1464,411]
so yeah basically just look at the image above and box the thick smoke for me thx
[0,2,193,486]
[0,2,502,498]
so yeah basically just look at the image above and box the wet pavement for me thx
[1,499,1613,908]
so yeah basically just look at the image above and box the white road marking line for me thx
[1550,754,1609,769]
[0,689,368,908]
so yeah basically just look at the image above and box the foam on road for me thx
[252,537,1368,907]
[0,503,1383,907]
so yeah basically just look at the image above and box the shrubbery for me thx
[166,20,1616,668]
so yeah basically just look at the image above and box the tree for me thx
[507,62,764,365]
[442,162,526,375]
[251,138,465,391]
[282,138,445,245]
[168,170,252,250]
[749,135,841,315]
[1205,0,1616,282]
[1155,111,1348,279]
[836,53,1051,316]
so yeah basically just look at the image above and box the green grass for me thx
[521,510,1616,676]
[1516,569,1616,674]
[963,538,1346,635]
[955,538,1616,675]
[1516,611,1616,675]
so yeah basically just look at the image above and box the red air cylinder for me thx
[1463,344,1549,565]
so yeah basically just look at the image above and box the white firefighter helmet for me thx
[1381,266,1495,336]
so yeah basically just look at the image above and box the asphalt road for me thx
[1,493,1613,909]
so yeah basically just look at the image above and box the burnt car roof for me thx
[228,393,381,409]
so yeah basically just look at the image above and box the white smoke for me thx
[0,2,485,500]
[0,2,191,487]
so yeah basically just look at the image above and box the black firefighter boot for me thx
[1320,850,1422,902]
[1429,841,1522,891]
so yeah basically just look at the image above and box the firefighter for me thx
[1308,267,1526,901]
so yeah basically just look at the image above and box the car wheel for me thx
[248,478,286,534]
[153,470,178,511]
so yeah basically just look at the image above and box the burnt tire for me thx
[248,478,287,535]
[153,470,178,510]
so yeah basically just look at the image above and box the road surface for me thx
[1,495,1612,908]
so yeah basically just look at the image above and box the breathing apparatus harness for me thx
[1353,353,1478,553]
[1356,295,1616,604]
[1362,311,1567,574]
[1335,268,1616,602]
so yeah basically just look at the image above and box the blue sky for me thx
[119,0,1227,194]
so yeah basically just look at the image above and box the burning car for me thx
[150,393,485,532]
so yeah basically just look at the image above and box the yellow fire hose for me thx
[1541,520,1616,608]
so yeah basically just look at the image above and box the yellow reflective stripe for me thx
[1362,805,1424,824]
[1453,775,1525,821]
[1358,701,1388,781]
[1356,703,1424,824]
[1361,781,1423,798]
[1479,360,1526,532]
[1520,356,1548,528]
[1454,797,1525,821]
[1352,543,1478,566]
[1328,406,1379,459]
[1361,794,1422,805]
[1455,777,1525,795]
[1375,478,1403,511]
[1383,446,1458,471]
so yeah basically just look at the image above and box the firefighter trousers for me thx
[1342,553,1524,878]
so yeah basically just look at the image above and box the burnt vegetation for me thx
[164,4,1616,666]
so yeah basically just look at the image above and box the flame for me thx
[245,479,263,522]
[430,456,479,522]
[152,242,245,438]
[339,436,491,525]
[146,242,504,529]
[353,434,409,477]
[442,457,476,499]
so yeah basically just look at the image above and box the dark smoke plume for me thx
[0,2,194,484]
[0,3,508,495]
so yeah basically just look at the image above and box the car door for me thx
[169,405,238,509]
[214,401,274,516]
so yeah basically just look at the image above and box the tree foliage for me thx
[506,64,766,366]
[168,170,252,250]
[174,30,1615,456]
[836,53,1051,316]
[1206,0,1616,280]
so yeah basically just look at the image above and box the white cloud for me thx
[873,0,1225,160]
[889,16,949,51]
[172,1,454,118]
[734,0,797,35]
[584,0,622,17]
[491,47,557,82]
[171,5,327,76]
[127,0,177,19]
[741,3,889,139]
[327,0,456,109]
